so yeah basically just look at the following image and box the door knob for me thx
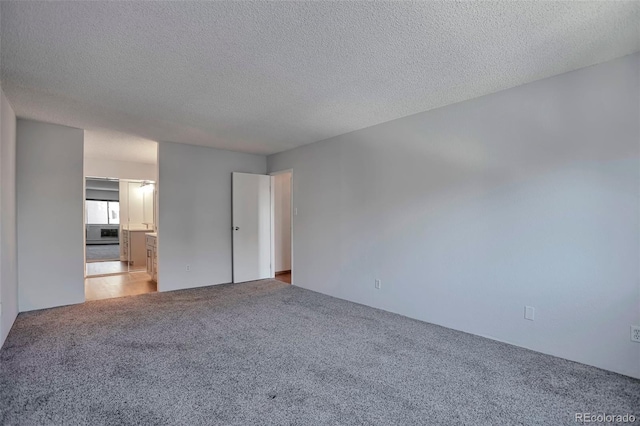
[234,226,240,231]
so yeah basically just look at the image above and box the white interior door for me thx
[232,172,273,283]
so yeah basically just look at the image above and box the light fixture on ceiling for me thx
[140,181,155,192]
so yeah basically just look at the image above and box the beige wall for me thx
[84,157,157,181]
[274,172,291,272]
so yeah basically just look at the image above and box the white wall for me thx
[17,120,85,311]
[0,87,18,347]
[157,142,266,292]
[274,172,291,272]
[268,53,640,378]
[127,182,146,226]
[84,157,157,181]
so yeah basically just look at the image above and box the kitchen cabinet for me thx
[122,227,153,268]
[119,180,155,262]
[146,233,157,282]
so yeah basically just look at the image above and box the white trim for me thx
[82,176,87,279]
[269,169,293,286]
[270,175,275,279]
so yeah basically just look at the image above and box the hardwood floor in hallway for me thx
[85,271,157,301]
[85,261,128,276]
[275,271,291,284]
[86,261,147,277]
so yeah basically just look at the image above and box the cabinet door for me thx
[152,246,158,282]
[146,247,152,275]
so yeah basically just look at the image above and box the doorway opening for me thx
[272,170,292,284]
[84,177,158,300]
[230,170,293,285]
[85,177,122,275]
[84,178,156,275]
[83,132,159,301]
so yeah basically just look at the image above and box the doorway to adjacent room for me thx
[84,177,156,277]
[80,131,160,301]
[230,170,293,285]
[84,177,158,301]
[272,170,292,284]
[84,177,125,276]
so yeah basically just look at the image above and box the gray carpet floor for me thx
[85,244,120,261]
[1,280,638,425]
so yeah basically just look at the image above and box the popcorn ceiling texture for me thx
[1,1,638,155]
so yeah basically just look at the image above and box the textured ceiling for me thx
[1,1,638,155]
[84,129,157,164]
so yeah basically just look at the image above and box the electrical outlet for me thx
[524,306,535,321]
[631,326,640,343]
[375,279,381,290]
[186,264,191,272]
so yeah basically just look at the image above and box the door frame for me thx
[269,168,293,286]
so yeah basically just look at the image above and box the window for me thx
[86,201,120,225]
